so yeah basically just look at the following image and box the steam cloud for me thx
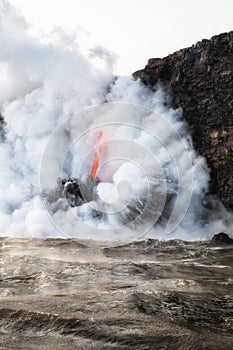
[0,0,232,242]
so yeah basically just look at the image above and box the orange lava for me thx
[91,130,104,179]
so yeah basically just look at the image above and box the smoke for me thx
[0,0,232,242]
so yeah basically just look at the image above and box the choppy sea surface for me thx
[0,237,233,350]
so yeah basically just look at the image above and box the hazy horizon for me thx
[8,0,233,75]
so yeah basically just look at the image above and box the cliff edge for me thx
[133,31,233,209]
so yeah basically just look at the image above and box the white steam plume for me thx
[0,0,232,242]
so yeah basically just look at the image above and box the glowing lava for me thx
[91,130,104,179]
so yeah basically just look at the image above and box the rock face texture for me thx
[0,113,4,139]
[133,31,233,209]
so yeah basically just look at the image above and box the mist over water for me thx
[0,0,232,242]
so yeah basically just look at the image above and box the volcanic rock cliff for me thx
[133,31,233,210]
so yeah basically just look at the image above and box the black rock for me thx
[0,112,5,140]
[133,31,233,211]
[61,178,84,206]
[212,232,233,244]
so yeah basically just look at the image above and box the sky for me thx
[7,0,233,75]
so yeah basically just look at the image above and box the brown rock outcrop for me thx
[133,31,233,209]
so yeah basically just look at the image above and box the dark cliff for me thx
[0,113,5,140]
[133,31,233,210]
